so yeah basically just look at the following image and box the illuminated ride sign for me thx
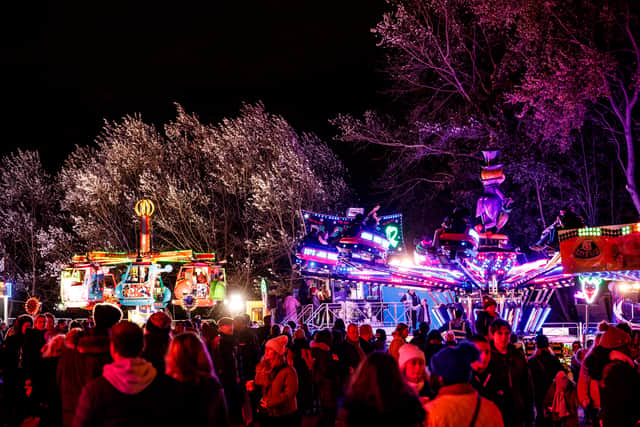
[575,276,603,304]
[135,199,155,254]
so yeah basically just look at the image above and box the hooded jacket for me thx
[490,342,534,427]
[73,357,177,427]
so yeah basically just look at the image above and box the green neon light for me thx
[385,224,400,248]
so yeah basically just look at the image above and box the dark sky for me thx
[0,0,387,171]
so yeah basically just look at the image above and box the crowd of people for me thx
[1,298,640,427]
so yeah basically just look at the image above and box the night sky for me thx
[0,0,387,171]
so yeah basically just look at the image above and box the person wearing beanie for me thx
[398,344,431,400]
[251,334,299,426]
[57,303,123,427]
[425,343,504,427]
[475,296,499,337]
[73,321,179,427]
[527,334,563,427]
[141,311,172,373]
[585,324,640,427]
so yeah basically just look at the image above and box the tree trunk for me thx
[534,179,546,227]
[623,119,640,216]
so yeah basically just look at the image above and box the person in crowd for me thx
[282,325,292,343]
[416,299,431,330]
[401,289,421,331]
[469,335,504,410]
[268,324,281,341]
[339,324,365,387]
[310,330,340,427]
[22,313,48,405]
[250,335,299,427]
[489,319,534,427]
[358,324,375,355]
[173,320,186,336]
[410,322,430,351]
[44,313,56,331]
[332,318,346,348]
[289,328,313,415]
[141,311,172,374]
[374,328,387,352]
[165,331,229,426]
[528,334,563,427]
[234,315,259,384]
[389,323,409,360]
[569,341,582,381]
[431,207,472,250]
[439,308,472,342]
[1,314,33,426]
[426,342,504,427]
[398,344,431,401]
[256,315,272,348]
[39,333,65,427]
[424,329,445,366]
[577,342,601,426]
[583,324,640,427]
[543,370,579,427]
[284,292,300,322]
[213,317,244,425]
[339,352,425,427]
[57,303,122,427]
[476,296,499,337]
[200,321,219,359]
[56,320,68,334]
[530,206,585,252]
[73,321,178,427]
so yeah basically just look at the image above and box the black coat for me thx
[174,377,229,427]
[490,343,534,427]
[527,350,563,409]
[600,360,640,427]
[311,343,339,407]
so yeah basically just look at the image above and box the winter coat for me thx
[213,332,240,389]
[22,328,46,378]
[338,390,425,427]
[338,338,365,375]
[235,327,260,382]
[475,311,498,337]
[57,330,112,427]
[577,360,600,409]
[73,358,178,427]
[424,383,504,427]
[358,337,375,355]
[543,381,579,427]
[598,354,640,427]
[490,343,534,427]
[174,377,229,427]
[310,341,340,407]
[255,362,298,417]
[527,350,563,410]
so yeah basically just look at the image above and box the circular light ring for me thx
[134,199,155,217]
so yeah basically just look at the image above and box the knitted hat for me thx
[483,296,497,309]
[600,325,631,349]
[430,342,479,385]
[398,344,425,370]
[146,312,172,335]
[92,303,123,329]
[265,335,289,355]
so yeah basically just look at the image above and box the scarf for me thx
[551,389,570,418]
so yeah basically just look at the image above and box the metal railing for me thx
[281,302,422,330]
